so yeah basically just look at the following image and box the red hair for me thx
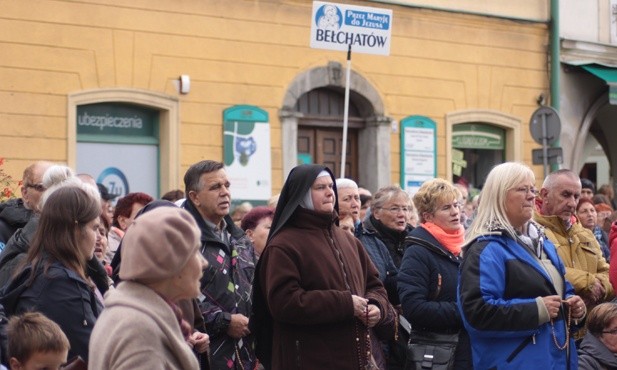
[595,202,614,213]
[112,192,153,227]
[576,198,595,212]
[240,206,274,231]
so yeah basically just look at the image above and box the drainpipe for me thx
[550,0,561,171]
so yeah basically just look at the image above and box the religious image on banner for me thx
[223,105,272,203]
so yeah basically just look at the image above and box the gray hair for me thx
[542,169,580,191]
[336,178,358,190]
[42,165,75,189]
[39,165,100,210]
[372,185,409,210]
[183,160,224,194]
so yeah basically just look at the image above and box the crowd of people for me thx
[0,159,615,369]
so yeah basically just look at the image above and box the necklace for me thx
[365,305,372,368]
[234,343,245,370]
[394,313,399,341]
[549,304,571,350]
[355,305,374,370]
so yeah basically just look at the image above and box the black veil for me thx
[267,164,339,243]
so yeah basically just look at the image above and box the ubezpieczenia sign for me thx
[310,1,392,56]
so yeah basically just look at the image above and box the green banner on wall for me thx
[452,123,504,150]
[77,103,158,139]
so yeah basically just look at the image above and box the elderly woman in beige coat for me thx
[89,207,208,370]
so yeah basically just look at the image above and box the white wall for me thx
[369,0,549,21]
[561,0,599,43]
[581,134,610,186]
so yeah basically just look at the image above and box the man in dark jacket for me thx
[0,161,52,250]
[182,160,256,370]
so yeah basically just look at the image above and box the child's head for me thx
[7,312,70,370]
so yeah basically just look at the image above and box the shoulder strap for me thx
[404,236,449,300]
[405,236,441,254]
[405,236,459,263]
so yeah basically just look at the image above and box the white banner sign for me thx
[76,142,158,200]
[310,1,393,56]
[224,121,272,202]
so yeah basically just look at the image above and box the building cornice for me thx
[561,39,617,67]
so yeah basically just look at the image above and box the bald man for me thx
[534,169,613,312]
[0,161,52,247]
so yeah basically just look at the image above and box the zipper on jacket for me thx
[295,340,301,368]
[532,334,536,344]
[506,335,534,363]
[429,273,442,301]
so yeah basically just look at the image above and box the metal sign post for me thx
[340,45,351,178]
[310,1,392,178]
[541,112,550,177]
[529,106,562,177]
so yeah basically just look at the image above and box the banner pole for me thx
[340,44,352,178]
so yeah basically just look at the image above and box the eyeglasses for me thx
[381,206,410,214]
[514,186,537,195]
[25,183,45,192]
[603,329,617,335]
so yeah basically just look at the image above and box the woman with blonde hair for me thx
[458,162,585,368]
[398,178,471,368]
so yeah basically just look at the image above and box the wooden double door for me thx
[298,127,358,180]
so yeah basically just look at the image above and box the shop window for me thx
[452,123,505,189]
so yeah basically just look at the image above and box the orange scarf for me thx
[421,222,464,256]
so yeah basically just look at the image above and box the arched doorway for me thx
[280,62,391,192]
[572,94,616,188]
[295,87,364,180]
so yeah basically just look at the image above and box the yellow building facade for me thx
[0,0,549,198]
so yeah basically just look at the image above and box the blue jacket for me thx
[458,231,578,369]
[355,223,399,304]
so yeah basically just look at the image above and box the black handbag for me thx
[400,239,460,370]
[404,330,459,370]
